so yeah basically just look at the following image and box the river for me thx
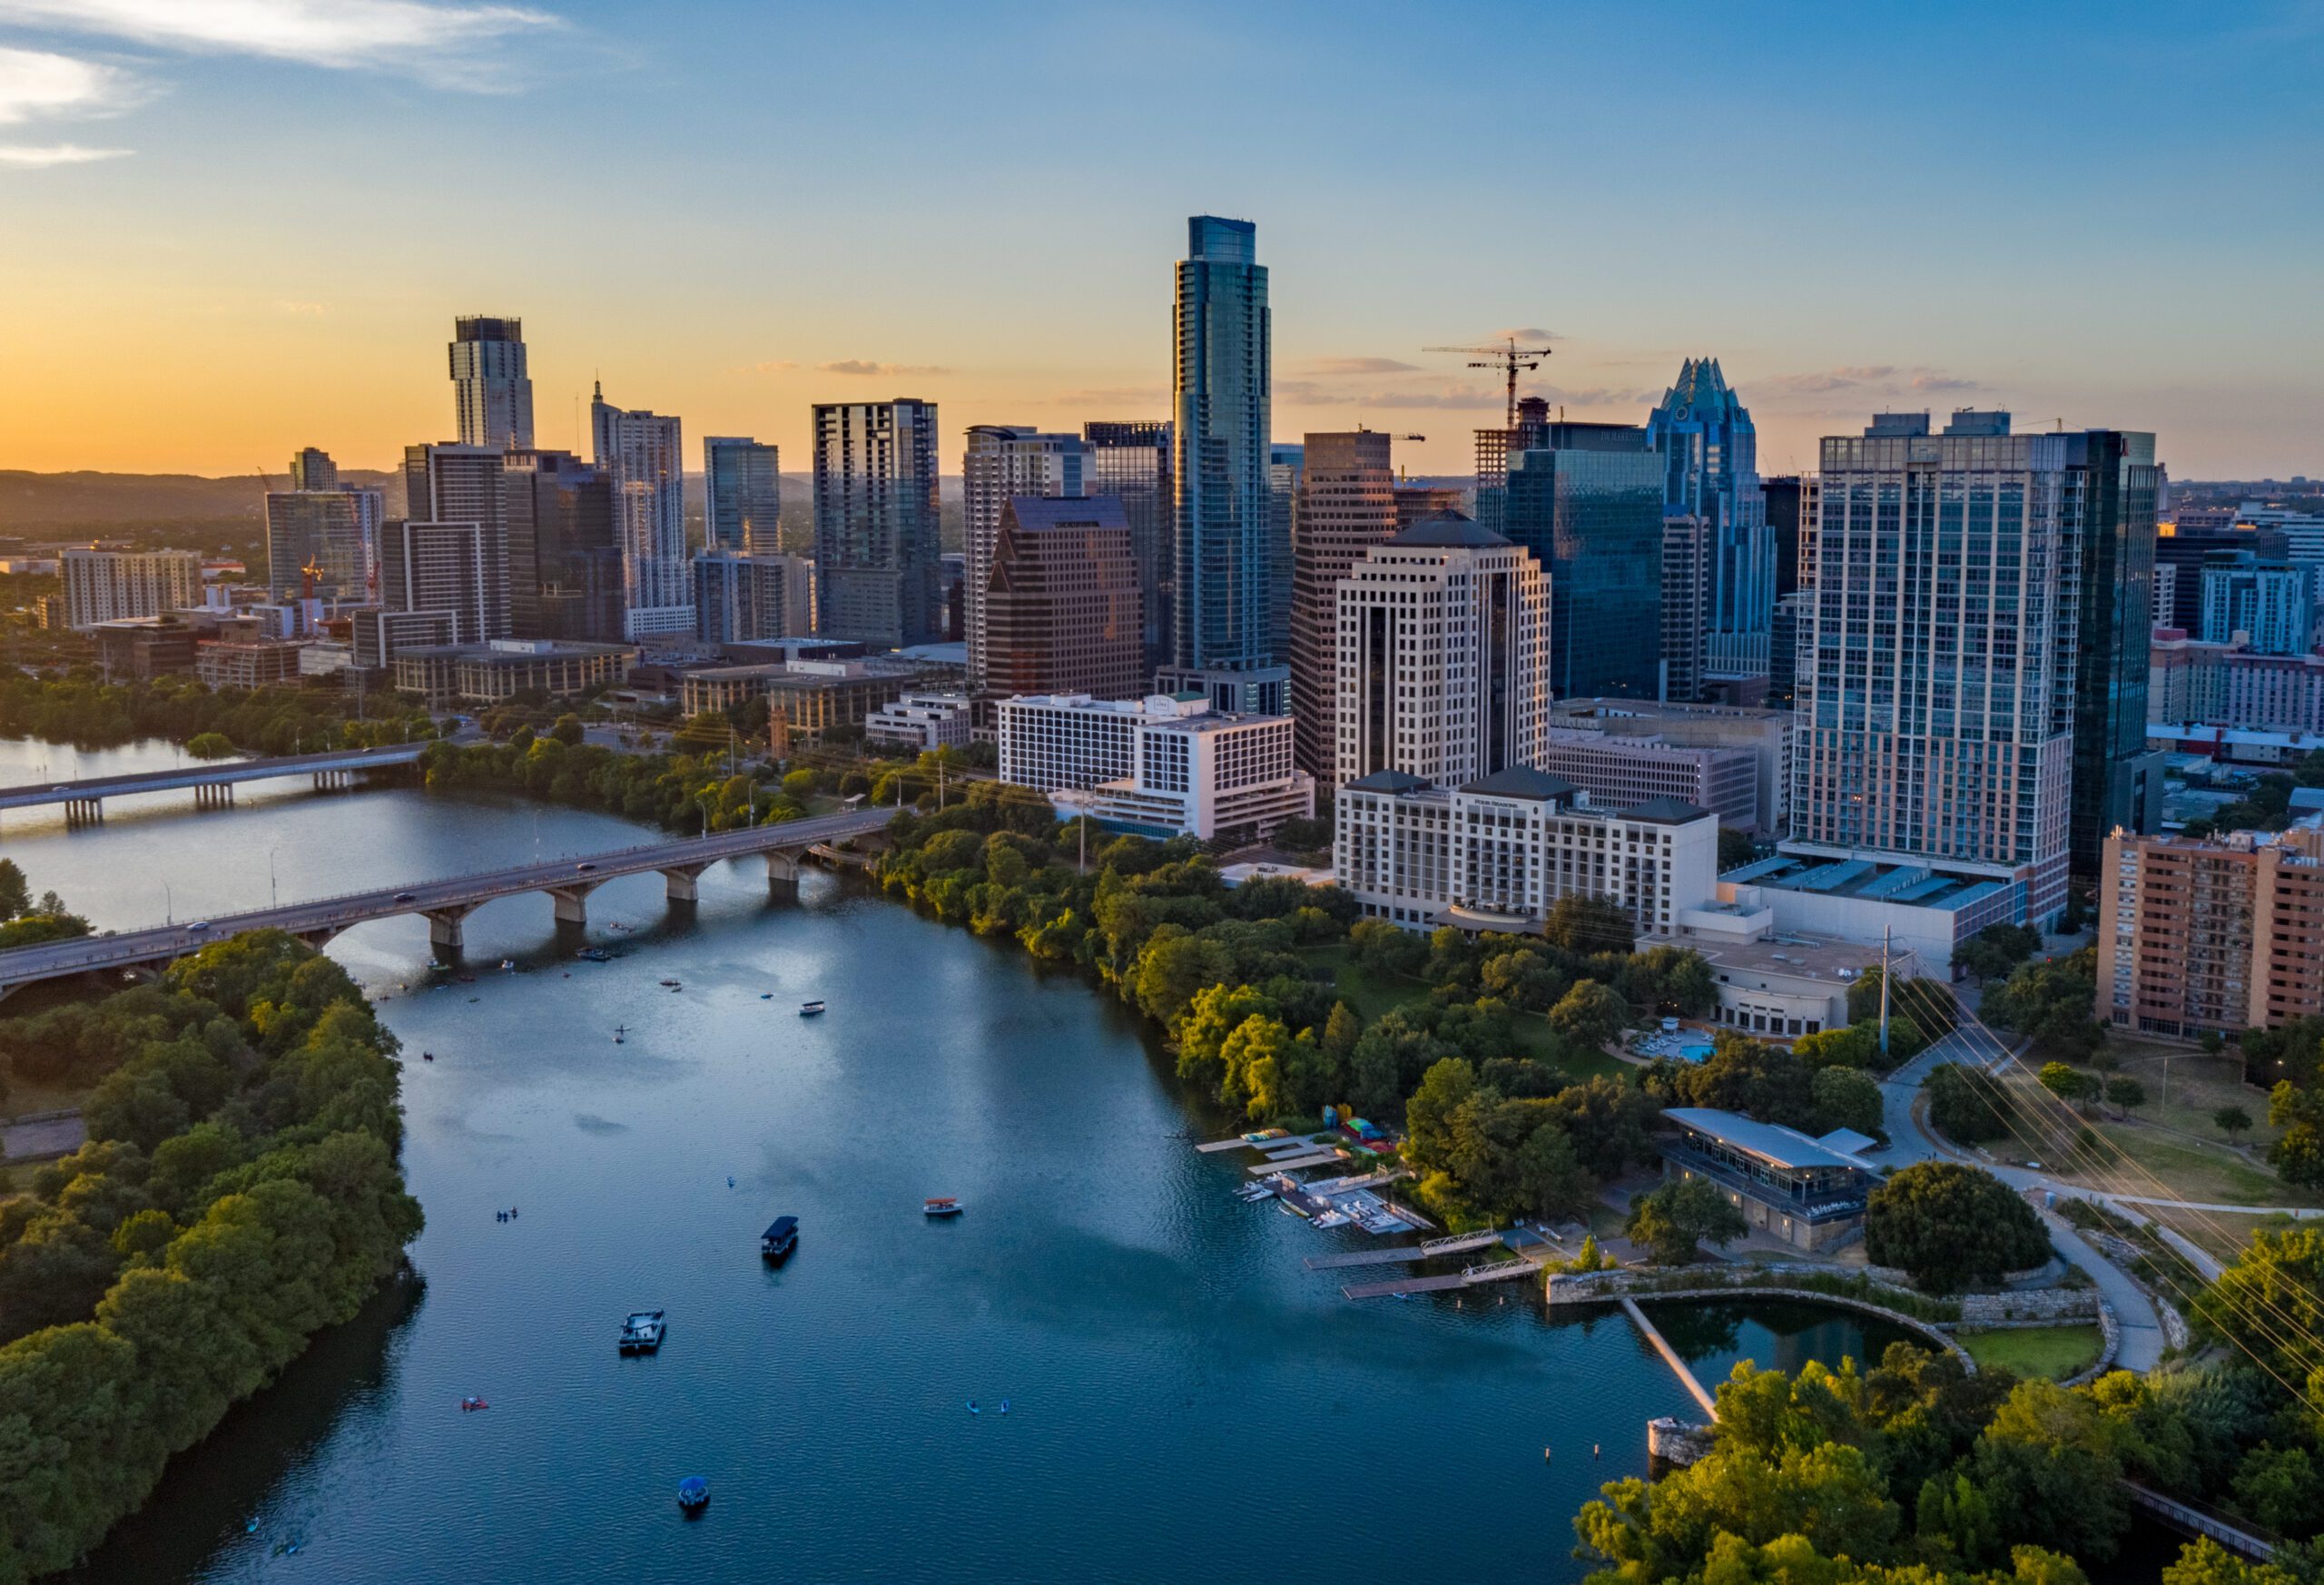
[1,740,1917,1584]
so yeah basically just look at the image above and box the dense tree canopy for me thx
[1866,1163,2050,1294]
[1624,1175,1748,1264]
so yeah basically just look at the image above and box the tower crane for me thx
[1422,337,1555,428]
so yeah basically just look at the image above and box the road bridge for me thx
[0,743,429,824]
[0,807,892,1000]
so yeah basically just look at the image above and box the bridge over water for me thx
[0,743,429,824]
[0,806,892,1000]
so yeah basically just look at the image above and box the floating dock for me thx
[1246,1151,1342,1175]
[1341,1249,1547,1299]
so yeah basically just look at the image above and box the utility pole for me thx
[1877,926,1892,1059]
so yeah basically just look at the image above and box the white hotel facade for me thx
[995,692,1314,843]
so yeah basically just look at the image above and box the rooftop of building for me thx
[1001,496,1132,533]
[1663,1108,1873,1175]
[398,639,635,664]
[1620,794,1716,825]
[999,692,1285,732]
[1683,931,1902,988]
[1550,696,1790,727]
[1462,765,1580,802]
[1721,851,2010,913]
[1344,769,1431,794]
[1386,513,1505,549]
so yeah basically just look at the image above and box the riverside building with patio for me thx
[1659,1107,1874,1253]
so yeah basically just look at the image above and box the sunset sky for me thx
[2,0,2319,480]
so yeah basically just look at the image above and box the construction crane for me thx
[1423,338,1554,428]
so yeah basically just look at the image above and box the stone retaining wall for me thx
[2062,1298,2122,1387]
[1960,1288,2101,1324]
[1547,1270,1975,1373]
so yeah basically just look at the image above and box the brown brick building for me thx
[2097,822,2324,1038]
[981,496,1141,703]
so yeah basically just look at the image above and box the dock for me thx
[1196,1132,1317,1154]
[1305,1245,1430,1270]
[1620,1296,1719,1420]
[1342,1250,1548,1298]
[1246,1150,1343,1175]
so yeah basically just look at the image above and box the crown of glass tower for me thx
[449,315,535,451]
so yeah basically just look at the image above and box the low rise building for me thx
[1659,1108,1873,1253]
[2150,636,2324,735]
[196,639,305,690]
[390,638,635,707]
[2097,820,2324,1038]
[94,616,202,678]
[1709,851,2020,980]
[997,692,1314,844]
[1684,933,1912,1041]
[678,657,926,746]
[1333,765,1718,937]
[864,691,973,753]
[1549,696,1793,838]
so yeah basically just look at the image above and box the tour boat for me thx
[799,999,826,1017]
[761,1216,799,1262]
[618,1310,666,1354]
[923,1196,962,1218]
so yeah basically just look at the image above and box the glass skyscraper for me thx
[812,398,942,649]
[704,436,781,555]
[1646,358,1768,677]
[2066,429,2167,876]
[1173,216,1273,674]
[1085,419,1173,674]
[1502,423,1665,701]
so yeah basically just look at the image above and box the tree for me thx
[1810,1065,1884,1137]
[1866,1161,2051,1294]
[1403,1058,1479,1173]
[1718,827,1758,871]
[1512,1119,1594,1223]
[1624,1176,1748,1265]
[1927,1061,2014,1145]
[548,712,584,745]
[2103,1077,2148,1118]
[183,731,237,760]
[1985,950,2108,1063]
[2267,1081,2324,1189]
[2214,1105,2253,1144]
[1958,922,2043,982]
[1971,1380,2132,1561]
[1347,917,1426,978]
[1550,979,1629,1051]
[0,858,27,920]
[2193,1223,2324,1402]
[2039,1061,2098,1108]
[1543,893,1634,957]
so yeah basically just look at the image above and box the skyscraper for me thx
[704,436,782,555]
[1288,430,1395,777]
[449,316,534,450]
[1172,215,1276,690]
[694,550,816,645]
[1472,396,1554,537]
[963,426,1090,689]
[506,448,621,642]
[1502,422,1665,700]
[590,384,691,640]
[1333,516,1549,789]
[812,399,942,649]
[983,497,1142,702]
[265,448,379,602]
[1790,411,2079,924]
[1267,442,1303,664]
[1647,359,1769,678]
[379,519,510,644]
[1085,419,1173,674]
[2065,429,2168,876]
[1659,514,1709,705]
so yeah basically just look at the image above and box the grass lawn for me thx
[1301,945,1629,1083]
[1959,1324,2104,1381]
[4,1076,92,1118]
[2103,1039,2281,1148]
[2141,1204,2308,1268]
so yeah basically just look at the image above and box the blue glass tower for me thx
[1646,359,1768,676]
[1502,423,1665,701]
[1172,216,1274,674]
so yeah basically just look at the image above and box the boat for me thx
[761,1216,798,1261]
[614,1025,627,1044]
[618,1310,666,1354]
[421,1050,434,1062]
[922,1196,962,1218]
[576,948,611,963]
[459,1396,489,1412]
[676,1476,709,1513]
[799,999,826,1017]
[1242,1127,1288,1144]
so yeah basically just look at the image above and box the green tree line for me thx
[0,672,430,757]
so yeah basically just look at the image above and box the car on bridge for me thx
[394,892,416,903]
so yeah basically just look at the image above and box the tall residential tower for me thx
[812,399,942,649]
[590,385,691,639]
[449,316,535,451]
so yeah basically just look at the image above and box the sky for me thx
[1,0,2320,482]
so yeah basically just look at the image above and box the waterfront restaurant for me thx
[1658,1107,1873,1253]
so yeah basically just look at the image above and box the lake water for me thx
[0,741,1915,1584]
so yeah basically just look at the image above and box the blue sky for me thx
[2,0,2319,478]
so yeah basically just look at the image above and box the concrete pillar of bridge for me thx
[65,797,103,827]
[425,905,477,952]
[547,881,602,927]
[765,849,801,900]
[661,864,709,904]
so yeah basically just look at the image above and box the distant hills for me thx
[0,469,399,532]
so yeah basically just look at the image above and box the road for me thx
[1871,1031,2169,1371]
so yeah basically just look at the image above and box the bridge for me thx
[0,743,430,824]
[0,807,893,1000]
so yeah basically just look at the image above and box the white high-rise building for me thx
[61,547,199,631]
[995,692,1312,843]
[591,383,692,639]
[449,316,534,450]
[1332,516,1550,792]
[1788,411,2079,925]
[962,426,1090,689]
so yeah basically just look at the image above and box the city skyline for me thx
[2,3,2320,480]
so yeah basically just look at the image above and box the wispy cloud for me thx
[0,0,565,89]
[1909,371,1980,392]
[0,44,137,123]
[743,359,796,375]
[1305,356,1419,376]
[1759,363,1981,399]
[275,299,327,314]
[1047,385,1169,409]
[0,141,130,165]
[1490,327,1561,343]
[817,359,950,378]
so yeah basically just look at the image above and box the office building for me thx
[1287,430,1396,776]
[2155,521,2290,630]
[1534,727,1761,837]
[1085,419,1174,674]
[1173,216,1275,685]
[1660,514,1709,704]
[352,607,455,669]
[448,315,534,450]
[996,692,1313,843]
[813,398,942,649]
[1394,485,1467,531]
[1267,442,1303,664]
[2153,563,2179,631]
[693,551,815,645]
[1551,696,1794,838]
[1332,515,1549,791]
[1789,411,2079,925]
[2201,557,2315,655]
[94,617,200,679]
[865,691,974,753]
[982,497,1141,703]
[505,448,622,643]
[1334,764,1717,938]
[704,436,781,555]
[1763,475,1810,602]
[2065,428,2169,877]
[193,639,303,691]
[379,518,509,645]
[1502,422,1665,700]
[61,546,200,631]
[590,385,691,638]
[1769,591,1808,713]
[1647,359,1768,678]
[1472,395,1555,537]
[390,638,635,709]
[963,427,1091,689]
[1659,1108,1872,1254]
[2150,636,2324,733]
[264,451,380,602]
[2098,822,2324,1038]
